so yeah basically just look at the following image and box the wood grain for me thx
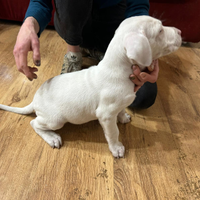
[0,21,200,200]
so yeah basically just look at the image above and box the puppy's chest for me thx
[114,82,136,105]
[99,83,135,107]
[121,93,136,106]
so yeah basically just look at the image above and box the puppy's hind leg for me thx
[30,117,63,148]
[98,115,125,158]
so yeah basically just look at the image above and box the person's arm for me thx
[13,0,53,81]
[25,0,53,36]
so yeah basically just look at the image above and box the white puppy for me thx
[0,16,182,158]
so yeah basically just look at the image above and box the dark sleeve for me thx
[25,0,53,37]
[126,0,149,18]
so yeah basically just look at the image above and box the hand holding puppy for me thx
[130,59,159,92]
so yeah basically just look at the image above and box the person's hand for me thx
[13,17,40,81]
[129,59,159,92]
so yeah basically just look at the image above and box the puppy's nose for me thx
[177,29,181,36]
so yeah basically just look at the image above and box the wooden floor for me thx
[0,21,200,200]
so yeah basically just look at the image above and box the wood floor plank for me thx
[0,21,200,200]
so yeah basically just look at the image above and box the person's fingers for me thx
[32,37,41,66]
[140,61,159,83]
[132,65,141,77]
[130,65,144,85]
[14,50,38,81]
[29,67,38,79]
[18,52,35,80]
[29,67,38,73]
[139,71,157,83]
[13,54,24,75]
[130,72,144,93]
[130,61,159,92]
[130,75,144,86]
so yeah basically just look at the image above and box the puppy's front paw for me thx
[118,112,131,124]
[109,142,125,158]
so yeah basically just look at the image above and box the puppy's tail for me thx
[0,102,34,115]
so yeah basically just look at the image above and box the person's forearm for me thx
[24,0,53,36]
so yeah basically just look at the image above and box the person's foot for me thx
[80,47,104,61]
[61,51,82,74]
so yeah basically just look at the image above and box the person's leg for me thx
[54,0,93,73]
[129,82,158,109]
[81,0,127,53]
[54,0,93,46]
[78,0,127,62]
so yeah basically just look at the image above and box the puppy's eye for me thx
[159,29,163,34]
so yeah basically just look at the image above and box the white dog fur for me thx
[0,16,182,158]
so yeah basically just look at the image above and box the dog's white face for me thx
[145,18,182,58]
[118,16,182,68]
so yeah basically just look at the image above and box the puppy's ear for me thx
[124,32,152,66]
